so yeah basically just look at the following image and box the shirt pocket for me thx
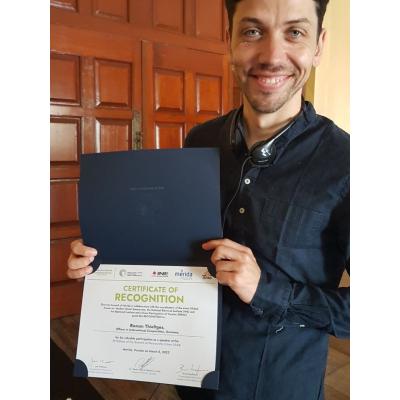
[260,197,329,249]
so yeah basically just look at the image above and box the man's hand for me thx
[67,239,97,280]
[202,239,261,304]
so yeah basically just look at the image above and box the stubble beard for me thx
[240,77,300,114]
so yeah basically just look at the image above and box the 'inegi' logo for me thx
[152,270,169,277]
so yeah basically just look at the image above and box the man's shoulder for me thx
[316,114,350,152]
[311,114,350,178]
[184,110,235,148]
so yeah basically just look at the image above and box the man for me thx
[67,0,349,399]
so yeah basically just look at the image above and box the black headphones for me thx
[222,107,297,230]
[229,107,296,167]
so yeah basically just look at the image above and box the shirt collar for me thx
[233,100,317,163]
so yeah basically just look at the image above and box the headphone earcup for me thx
[249,141,276,166]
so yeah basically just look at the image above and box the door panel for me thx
[50,181,79,224]
[94,59,132,108]
[96,118,132,152]
[196,74,222,115]
[154,69,185,112]
[51,0,78,13]
[50,53,81,105]
[153,0,184,33]
[93,0,129,22]
[50,117,80,163]
[195,0,224,41]
[155,122,185,149]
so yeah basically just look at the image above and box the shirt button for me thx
[239,208,245,214]
[244,178,251,185]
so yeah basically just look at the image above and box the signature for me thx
[176,364,209,377]
[134,356,156,370]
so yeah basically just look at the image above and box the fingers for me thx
[215,258,261,304]
[209,245,255,267]
[71,239,98,257]
[214,260,240,286]
[203,238,250,252]
[214,260,240,273]
[68,253,95,271]
[66,264,93,280]
[203,239,260,304]
[216,270,238,287]
[202,239,255,261]
[67,239,98,281]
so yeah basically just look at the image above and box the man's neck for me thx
[242,94,302,150]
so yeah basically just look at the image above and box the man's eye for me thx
[289,29,303,39]
[243,29,261,38]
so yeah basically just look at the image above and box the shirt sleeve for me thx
[249,269,350,338]
[250,190,350,339]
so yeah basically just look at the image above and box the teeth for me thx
[258,76,285,85]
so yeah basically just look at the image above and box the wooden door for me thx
[50,0,231,318]
[142,41,230,148]
[50,30,141,319]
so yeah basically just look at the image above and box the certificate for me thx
[75,264,220,388]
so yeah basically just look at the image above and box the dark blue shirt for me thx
[177,102,350,400]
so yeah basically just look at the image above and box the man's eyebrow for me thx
[238,17,263,25]
[285,18,312,25]
[238,17,312,26]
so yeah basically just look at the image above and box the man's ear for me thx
[226,28,234,65]
[226,28,232,48]
[313,28,327,67]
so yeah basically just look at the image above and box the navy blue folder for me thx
[77,148,222,389]
[79,148,223,268]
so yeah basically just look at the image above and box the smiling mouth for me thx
[250,74,291,91]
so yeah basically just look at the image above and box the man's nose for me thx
[257,33,286,67]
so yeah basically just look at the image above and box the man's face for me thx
[229,0,325,114]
